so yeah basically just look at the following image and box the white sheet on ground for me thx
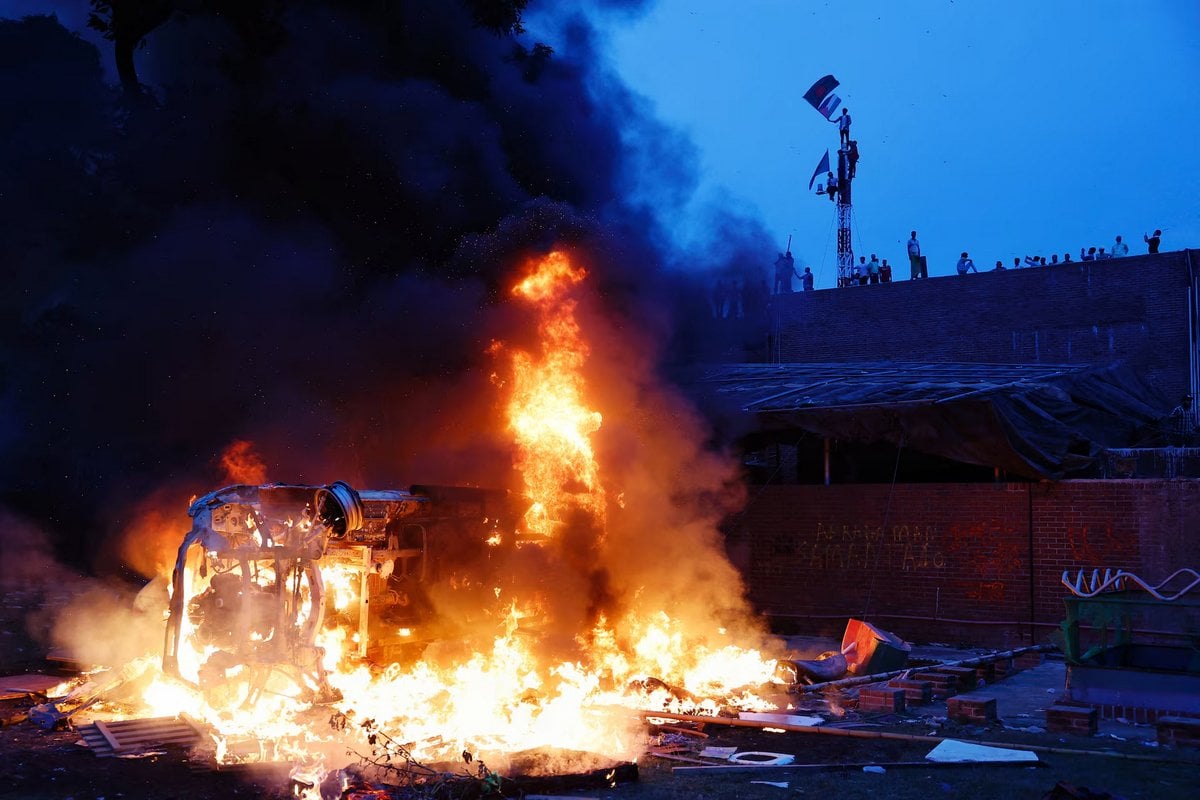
[925,739,1039,763]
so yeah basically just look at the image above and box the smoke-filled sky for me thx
[1,0,774,568]
[7,0,1196,568]
[567,0,1200,285]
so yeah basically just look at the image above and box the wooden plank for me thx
[93,721,123,754]
[672,760,1046,776]
[0,674,66,694]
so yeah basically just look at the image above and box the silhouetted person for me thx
[1095,247,1110,260]
[1145,229,1161,253]
[994,260,1006,271]
[1063,252,1072,262]
[907,231,923,279]
[1051,254,1059,264]
[1081,246,1096,261]
[880,259,892,283]
[773,250,799,294]
[801,266,814,291]
[826,172,838,202]
[956,252,977,275]
[867,253,880,284]
[1112,235,1129,257]
[837,108,851,147]
[1013,257,1022,269]
[847,140,859,179]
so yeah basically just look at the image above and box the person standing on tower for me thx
[836,108,851,148]
[847,140,859,179]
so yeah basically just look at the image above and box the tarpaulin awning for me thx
[691,361,1169,479]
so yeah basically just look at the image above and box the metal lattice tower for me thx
[835,147,854,286]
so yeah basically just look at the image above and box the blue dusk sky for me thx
[547,0,1200,285]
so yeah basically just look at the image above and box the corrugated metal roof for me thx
[700,362,1089,411]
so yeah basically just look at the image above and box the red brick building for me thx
[709,250,1200,645]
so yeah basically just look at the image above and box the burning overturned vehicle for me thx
[10,253,800,795]
[163,481,508,709]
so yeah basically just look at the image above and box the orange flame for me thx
[507,251,605,540]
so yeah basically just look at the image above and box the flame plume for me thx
[506,251,605,541]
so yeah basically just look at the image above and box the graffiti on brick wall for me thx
[943,520,1025,603]
[1064,522,1136,566]
[794,523,947,571]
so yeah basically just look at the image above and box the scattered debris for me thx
[1042,781,1124,800]
[727,751,795,766]
[863,765,887,774]
[750,780,791,788]
[925,739,1039,764]
[738,711,822,727]
[698,746,738,759]
[76,715,204,757]
[842,619,911,675]
[29,661,149,729]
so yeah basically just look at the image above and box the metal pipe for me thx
[1028,483,1036,644]
[823,437,831,485]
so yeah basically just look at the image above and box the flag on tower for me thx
[808,149,831,191]
[803,74,842,120]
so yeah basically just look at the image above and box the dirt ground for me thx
[4,585,1199,800]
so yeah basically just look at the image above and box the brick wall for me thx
[771,250,1198,411]
[728,479,1200,647]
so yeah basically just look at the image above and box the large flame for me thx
[72,248,779,787]
[507,251,605,541]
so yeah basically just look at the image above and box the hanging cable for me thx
[862,425,905,619]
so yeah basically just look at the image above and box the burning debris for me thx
[5,251,785,796]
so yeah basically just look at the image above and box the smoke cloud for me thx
[3,1,773,598]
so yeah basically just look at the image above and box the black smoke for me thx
[0,1,772,571]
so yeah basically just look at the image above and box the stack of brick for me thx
[947,695,998,724]
[934,665,983,693]
[858,686,906,713]
[971,661,996,685]
[1013,651,1045,671]
[887,678,933,706]
[1157,717,1200,748]
[990,656,1015,681]
[1045,704,1098,736]
[910,671,958,699]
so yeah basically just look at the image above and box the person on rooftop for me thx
[956,252,977,275]
[1144,229,1162,253]
[907,231,923,279]
[995,260,1006,271]
[1096,247,1110,260]
[1081,247,1096,261]
[1112,235,1129,257]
